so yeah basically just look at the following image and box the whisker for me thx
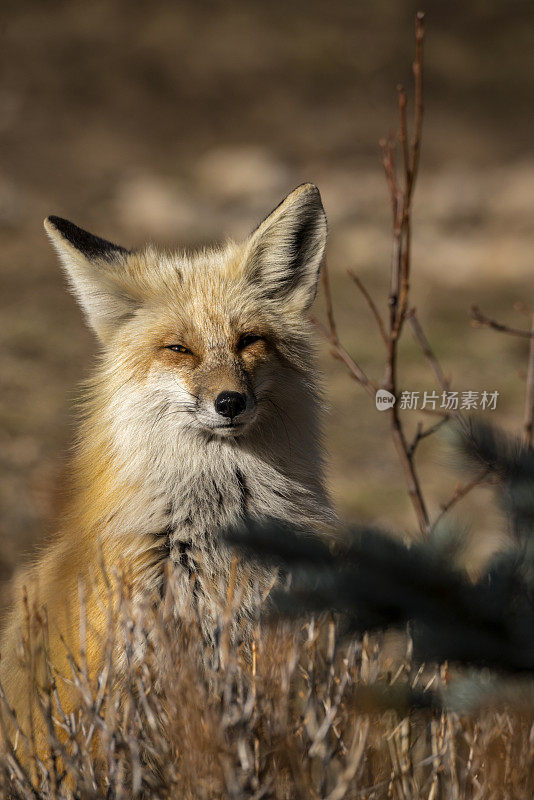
[149,403,197,435]
[259,391,305,439]
[172,381,200,404]
[149,401,171,437]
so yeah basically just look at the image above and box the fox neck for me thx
[69,365,334,602]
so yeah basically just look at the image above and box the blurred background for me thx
[1,0,533,584]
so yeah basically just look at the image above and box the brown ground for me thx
[1,0,533,585]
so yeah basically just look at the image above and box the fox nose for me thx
[215,391,247,419]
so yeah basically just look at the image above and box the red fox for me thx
[0,183,335,762]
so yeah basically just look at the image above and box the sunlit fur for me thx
[0,184,336,760]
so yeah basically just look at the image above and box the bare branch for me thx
[523,314,534,447]
[470,305,534,339]
[382,13,429,537]
[317,13,445,538]
[407,308,451,392]
[321,259,338,345]
[433,469,492,531]
[470,303,534,447]
[380,136,399,224]
[347,269,388,345]
[388,399,430,536]
[396,85,411,327]
[387,193,405,335]
[398,85,409,191]
[408,12,425,199]
[312,317,378,399]
[408,417,449,458]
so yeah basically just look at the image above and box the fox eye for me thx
[166,344,193,355]
[238,333,263,350]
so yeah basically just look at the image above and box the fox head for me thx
[45,184,327,441]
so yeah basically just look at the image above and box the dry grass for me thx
[1,565,533,800]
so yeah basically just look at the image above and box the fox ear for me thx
[44,216,135,341]
[244,183,327,311]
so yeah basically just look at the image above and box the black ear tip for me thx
[43,216,129,260]
[44,215,83,238]
[44,215,62,231]
[44,215,80,239]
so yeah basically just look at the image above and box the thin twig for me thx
[395,13,424,329]
[389,410,430,536]
[398,86,409,192]
[470,303,534,446]
[407,308,451,392]
[396,85,410,329]
[312,317,378,398]
[321,259,338,345]
[408,417,449,458]
[523,314,534,447]
[380,136,399,224]
[347,269,388,345]
[432,469,491,531]
[407,12,425,200]
[470,305,534,339]
[387,188,405,336]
